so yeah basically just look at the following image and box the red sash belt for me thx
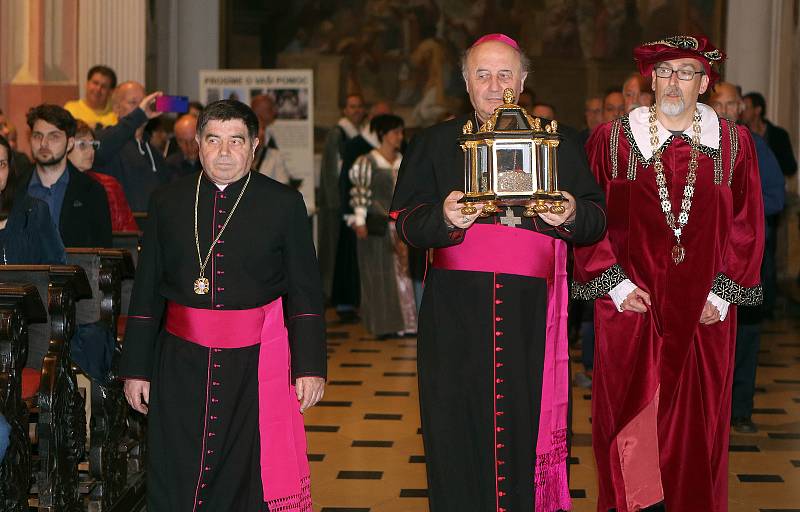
[165,300,312,511]
[432,223,555,279]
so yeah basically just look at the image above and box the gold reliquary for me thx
[458,88,565,217]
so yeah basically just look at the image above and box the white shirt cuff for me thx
[707,291,730,321]
[608,279,637,312]
[353,206,367,227]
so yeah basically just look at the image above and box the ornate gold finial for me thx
[545,123,553,134]
[463,120,473,134]
[550,120,558,133]
[502,88,514,105]
[533,117,542,131]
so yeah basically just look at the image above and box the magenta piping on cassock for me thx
[165,300,312,511]
[431,223,571,511]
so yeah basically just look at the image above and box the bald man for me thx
[391,34,605,511]
[94,82,171,211]
[166,114,202,180]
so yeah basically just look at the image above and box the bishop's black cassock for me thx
[120,171,326,511]
[390,113,606,511]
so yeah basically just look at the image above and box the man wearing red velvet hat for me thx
[574,36,764,511]
[391,34,606,511]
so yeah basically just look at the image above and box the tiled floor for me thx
[306,311,800,511]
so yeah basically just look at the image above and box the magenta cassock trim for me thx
[431,223,571,510]
[165,300,312,510]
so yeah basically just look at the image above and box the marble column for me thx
[77,0,146,97]
[0,0,79,155]
[726,0,800,283]
[152,0,219,102]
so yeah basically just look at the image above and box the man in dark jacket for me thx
[742,92,797,177]
[19,104,111,248]
[94,82,169,212]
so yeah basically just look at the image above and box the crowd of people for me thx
[0,30,796,512]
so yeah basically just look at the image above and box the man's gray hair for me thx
[460,45,531,82]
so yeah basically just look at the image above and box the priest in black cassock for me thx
[390,34,606,511]
[120,100,325,512]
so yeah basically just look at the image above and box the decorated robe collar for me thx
[337,117,360,139]
[626,102,720,162]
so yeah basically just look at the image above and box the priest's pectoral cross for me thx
[500,208,522,227]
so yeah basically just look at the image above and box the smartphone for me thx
[155,95,189,113]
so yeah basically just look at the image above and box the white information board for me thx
[199,69,315,213]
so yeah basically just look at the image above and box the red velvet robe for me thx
[573,107,764,512]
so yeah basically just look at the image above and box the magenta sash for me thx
[432,223,572,511]
[166,300,312,511]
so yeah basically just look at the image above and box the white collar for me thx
[360,126,380,149]
[337,117,360,139]
[369,148,402,171]
[627,103,720,160]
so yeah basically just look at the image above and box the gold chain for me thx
[649,105,701,243]
[194,171,252,279]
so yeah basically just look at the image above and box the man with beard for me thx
[574,36,764,511]
[390,34,606,511]
[120,100,325,511]
[18,104,111,247]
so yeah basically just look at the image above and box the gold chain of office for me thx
[648,104,701,265]
[193,172,251,294]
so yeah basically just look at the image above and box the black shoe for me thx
[732,417,758,433]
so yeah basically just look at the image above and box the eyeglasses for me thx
[74,140,100,151]
[654,66,704,81]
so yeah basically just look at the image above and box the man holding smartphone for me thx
[93,81,171,212]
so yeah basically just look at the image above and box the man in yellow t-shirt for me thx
[64,65,118,129]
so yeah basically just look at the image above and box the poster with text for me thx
[199,69,315,214]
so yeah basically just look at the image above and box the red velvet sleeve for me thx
[709,126,765,305]
[107,176,139,232]
[572,121,629,300]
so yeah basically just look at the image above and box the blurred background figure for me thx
[602,88,625,122]
[251,94,294,185]
[166,114,202,180]
[94,82,169,212]
[0,134,65,264]
[578,95,603,146]
[319,93,366,302]
[331,100,393,324]
[348,114,416,338]
[69,120,138,232]
[622,72,653,112]
[0,110,33,175]
[741,92,797,178]
[710,81,785,434]
[64,65,118,129]
[532,102,556,120]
